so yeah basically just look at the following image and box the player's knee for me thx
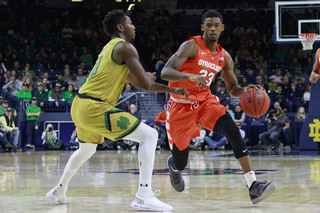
[144,126,158,144]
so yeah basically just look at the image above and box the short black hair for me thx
[202,10,223,23]
[102,9,127,34]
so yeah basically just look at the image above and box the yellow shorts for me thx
[71,96,141,144]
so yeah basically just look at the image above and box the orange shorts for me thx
[166,95,226,151]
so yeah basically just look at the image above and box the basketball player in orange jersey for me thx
[310,48,320,83]
[161,10,276,204]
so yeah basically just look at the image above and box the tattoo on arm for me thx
[230,79,238,89]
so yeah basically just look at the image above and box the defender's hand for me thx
[188,75,206,90]
[310,72,320,83]
[171,88,190,101]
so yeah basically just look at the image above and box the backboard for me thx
[274,1,320,43]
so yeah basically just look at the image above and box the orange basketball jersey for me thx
[169,36,226,102]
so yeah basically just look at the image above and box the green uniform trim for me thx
[111,41,126,66]
[115,119,141,140]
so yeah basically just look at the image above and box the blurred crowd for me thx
[0,1,313,151]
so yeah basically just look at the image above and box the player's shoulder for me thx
[113,40,137,57]
[114,40,135,51]
[223,49,232,60]
[177,39,197,56]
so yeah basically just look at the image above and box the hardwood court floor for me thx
[0,149,320,213]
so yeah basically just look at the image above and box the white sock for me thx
[123,122,157,196]
[244,171,256,188]
[58,143,97,187]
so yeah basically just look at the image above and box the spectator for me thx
[0,107,19,148]
[24,77,34,92]
[270,85,285,109]
[287,82,302,112]
[204,131,228,150]
[17,83,32,101]
[0,100,14,116]
[63,84,77,108]
[2,75,20,97]
[234,105,246,123]
[303,85,310,111]
[80,47,93,66]
[258,108,286,151]
[33,82,48,109]
[120,83,137,111]
[274,44,288,60]
[4,70,11,83]
[52,74,68,92]
[296,77,306,98]
[288,57,302,75]
[68,49,80,66]
[48,82,63,109]
[0,124,18,152]
[210,78,222,94]
[295,106,306,122]
[25,97,41,149]
[76,68,86,89]
[42,77,51,92]
[41,124,60,150]
[69,129,79,149]
[274,69,282,83]
[234,69,242,83]
[245,68,255,84]
[129,104,141,120]
[63,69,73,85]
[216,83,230,106]
[154,121,167,150]
[268,75,277,93]
[15,73,24,86]
[255,75,269,91]
[254,55,267,70]
[258,69,268,84]
[239,76,249,88]
[281,76,291,97]
[35,47,49,68]
[72,81,78,93]
[61,22,73,39]
[22,66,32,82]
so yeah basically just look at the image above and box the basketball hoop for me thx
[299,33,318,50]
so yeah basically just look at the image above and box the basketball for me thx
[240,87,270,117]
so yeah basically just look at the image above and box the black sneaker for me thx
[167,155,185,192]
[249,180,277,204]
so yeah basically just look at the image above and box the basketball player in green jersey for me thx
[46,10,188,212]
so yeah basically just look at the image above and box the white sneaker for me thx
[46,185,68,204]
[131,191,173,212]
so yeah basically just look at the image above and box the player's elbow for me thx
[160,69,169,81]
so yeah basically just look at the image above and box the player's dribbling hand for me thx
[310,72,320,83]
[188,75,206,90]
[244,84,265,92]
[172,88,190,101]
